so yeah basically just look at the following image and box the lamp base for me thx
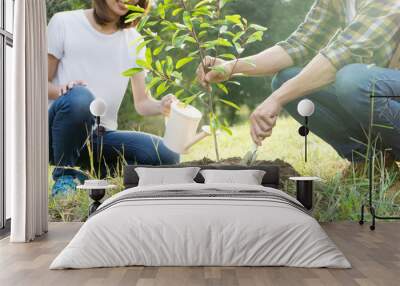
[88,188,106,216]
[298,126,309,137]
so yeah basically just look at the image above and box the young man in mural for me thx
[198,0,400,167]
[48,0,179,195]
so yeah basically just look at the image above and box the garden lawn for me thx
[182,115,349,180]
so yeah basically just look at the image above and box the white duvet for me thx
[50,183,351,269]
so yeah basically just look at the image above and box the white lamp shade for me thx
[297,99,315,117]
[90,99,107,117]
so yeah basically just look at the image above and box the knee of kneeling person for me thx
[61,86,95,123]
[336,64,370,98]
[271,67,302,92]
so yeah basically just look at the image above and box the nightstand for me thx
[77,180,117,215]
[289,177,321,210]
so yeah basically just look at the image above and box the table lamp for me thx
[297,99,315,162]
[89,99,107,162]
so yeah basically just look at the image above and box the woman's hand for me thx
[250,96,283,146]
[196,56,233,90]
[58,80,87,96]
[160,94,178,116]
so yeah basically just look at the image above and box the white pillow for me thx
[200,169,266,185]
[135,167,200,186]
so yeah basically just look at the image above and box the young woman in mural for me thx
[48,0,179,195]
[199,0,400,167]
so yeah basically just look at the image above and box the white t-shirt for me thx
[48,9,145,130]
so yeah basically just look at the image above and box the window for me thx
[0,0,13,235]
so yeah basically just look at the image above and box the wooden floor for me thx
[0,222,399,286]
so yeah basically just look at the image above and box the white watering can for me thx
[163,101,212,154]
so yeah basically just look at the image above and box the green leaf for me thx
[219,53,236,60]
[209,113,220,131]
[234,42,244,54]
[195,0,212,8]
[145,48,153,66]
[176,57,194,69]
[146,20,159,27]
[188,50,199,57]
[185,36,197,44]
[136,15,149,32]
[155,60,163,73]
[171,71,183,81]
[156,81,169,97]
[125,13,143,23]
[146,77,161,90]
[122,67,143,77]
[136,59,152,70]
[217,83,229,94]
[183,11,193,30]
[246,31,264,44]
[175,89,185,98]
[125,4,145,13]
[200,23,215,29]
[219,99,240,110]
[198,31,208,38]
[158,4,166,19]
[220,125,233,136]
[175,23,189,30]
[213,38,232,47]
[193,7,212,17]
[249,24,268,31]
[136,40,151,55]
[172,8,183,16]
[225,14,241,24]
[166,56,174,75]
[232,31,245,43]
[153,43,165,56]
[181,94,198,105]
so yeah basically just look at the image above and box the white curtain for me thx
[7,0,48,242]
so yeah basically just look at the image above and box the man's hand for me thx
[196,56,233,90]
[59,80,87,96]
[160,94,178,116]
[250,96,282,146]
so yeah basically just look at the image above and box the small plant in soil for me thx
[123,0,267,161]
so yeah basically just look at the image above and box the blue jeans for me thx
[49,86,180,180]
[272,64,400,161]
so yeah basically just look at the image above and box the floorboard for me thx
[0,222,399,286]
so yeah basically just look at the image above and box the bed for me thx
[50,165,351,269]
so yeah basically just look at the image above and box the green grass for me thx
[182,115,348,180]
[48,115,400,223]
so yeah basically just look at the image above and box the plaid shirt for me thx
[277,0,400,70]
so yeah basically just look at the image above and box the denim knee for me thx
[271,67,302,92]
[56,85,95,124]
[335,64,370,109]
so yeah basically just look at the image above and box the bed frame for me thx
[123,165,280,189]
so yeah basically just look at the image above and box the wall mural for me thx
[45,0,400,228]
